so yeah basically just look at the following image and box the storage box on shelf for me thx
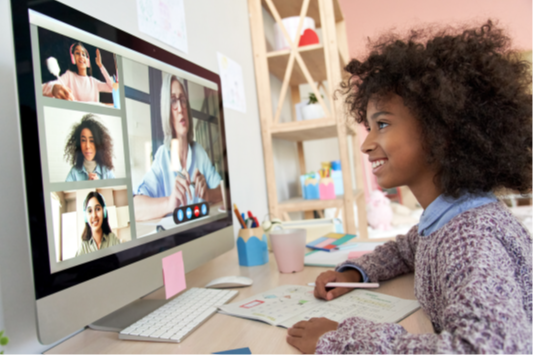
[248,0,368,239]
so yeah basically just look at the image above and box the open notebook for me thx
[218,285,420,328]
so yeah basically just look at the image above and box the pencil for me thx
[233,204,247,229]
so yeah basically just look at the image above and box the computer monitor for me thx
[10,0,234,344]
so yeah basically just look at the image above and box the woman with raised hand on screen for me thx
[133,73,222,221]
[64,114,115,181]
[42,41,114,103]
[76,191,120,256]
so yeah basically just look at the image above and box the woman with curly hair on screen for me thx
[286,21,532,354]
[64,114,115,181]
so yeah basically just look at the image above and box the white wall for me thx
[0,0,267,352]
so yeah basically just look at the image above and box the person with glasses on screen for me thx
[64,114,115,181]
[133,73,222,221]
[42,41,115,103]
[76,191,120,256]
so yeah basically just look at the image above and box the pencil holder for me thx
[303,178,320,200]
[319,178,336,200]
[236,227,269,267]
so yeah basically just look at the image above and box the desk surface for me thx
[46,248,434,354]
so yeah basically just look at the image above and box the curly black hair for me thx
[64,114,114,170]
[341,20,532,198]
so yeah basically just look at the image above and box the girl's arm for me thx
[95,64,114,93]
[42,71,71,97]
[316,226,531,354]
[336,225,419,282]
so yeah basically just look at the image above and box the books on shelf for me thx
[217,285,420,329]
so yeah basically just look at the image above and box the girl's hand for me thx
[52,84,74,100]
[95,49,103,68]
[168,171,192,210]
[88,173,99,180]
[286,318,338,354]
[314,269,361,301]
[191,168,207,200]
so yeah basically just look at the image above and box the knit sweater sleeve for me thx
[335,225,419,282]
[317,215,533,354]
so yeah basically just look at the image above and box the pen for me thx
[247,211,260,228]
[234,204,247,229]
[307,282,380,288]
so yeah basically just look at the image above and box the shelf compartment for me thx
[271,118,357,141]
[261,0,344,27]
[271,118,336,141]
[278,189,364,213]
[267,44,326,86]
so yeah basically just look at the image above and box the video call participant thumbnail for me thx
[64,114,115,181]
[76,191,121,256]
[42,41,115,103]
[133,73,222,221]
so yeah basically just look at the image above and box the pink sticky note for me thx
[348,250,372,259]
[162,251,186,299]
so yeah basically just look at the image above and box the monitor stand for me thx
[89,299,167,332]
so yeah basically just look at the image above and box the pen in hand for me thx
[308,282,380,289]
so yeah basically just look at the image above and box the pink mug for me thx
[270,228,306,273]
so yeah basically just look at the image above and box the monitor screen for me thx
[11,1,233,344]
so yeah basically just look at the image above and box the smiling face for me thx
[73,45,89,72]
[80,128,96,162]
[170,79,189,140]
[86,196,103,232]
[361,94,439,200]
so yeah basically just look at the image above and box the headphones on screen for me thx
[83,192,107,223]
[70,43,91,68]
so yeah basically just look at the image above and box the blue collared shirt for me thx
[135,142,221,205]
[339,191,498,280]
[65,164,115,181]
[418,192,498,236]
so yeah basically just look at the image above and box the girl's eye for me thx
[377,122,389,129]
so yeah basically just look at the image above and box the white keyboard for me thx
[119,287,238,343]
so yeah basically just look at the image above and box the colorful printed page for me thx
[217,285,323,326]
[218,285,420,329]
[278,289,420,328]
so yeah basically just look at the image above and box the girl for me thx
[64,114,115,181]
[286,21,532,354]
[76,191,120,256]
[42,42,114,103]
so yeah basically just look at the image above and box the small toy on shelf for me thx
[367,190,393,230]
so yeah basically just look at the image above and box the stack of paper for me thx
[304,242,385,267]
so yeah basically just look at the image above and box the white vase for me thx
[301,103,325,120]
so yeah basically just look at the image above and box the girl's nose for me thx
[360,130,377,154]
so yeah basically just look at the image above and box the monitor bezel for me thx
[10,0,232,300]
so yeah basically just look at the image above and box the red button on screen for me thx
[194,205,200,217]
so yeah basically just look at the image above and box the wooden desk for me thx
[46,248,434,354]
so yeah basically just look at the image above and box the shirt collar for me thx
[418,192,497,236]
[80,163,102,175]
[89,233,108,245]
[175,143,192,172]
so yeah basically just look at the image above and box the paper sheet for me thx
[304,242,384,267]
[162,251,186,299]
[218,285,420,329]
[217,53,247,113]
[137,0,188,53]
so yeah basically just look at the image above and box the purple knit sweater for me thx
[316,202,532,354]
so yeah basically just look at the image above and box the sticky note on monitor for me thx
[162,251,186,299]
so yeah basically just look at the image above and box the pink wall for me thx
[339,0,532,58]
[338,0,531,202]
